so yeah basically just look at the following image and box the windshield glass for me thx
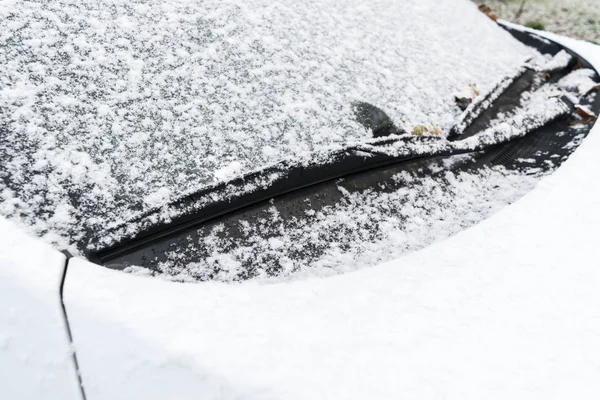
[0,0,534,252]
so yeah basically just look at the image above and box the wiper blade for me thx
[88,135,449,262]
[449,52,577,142]
[448,65,532,140]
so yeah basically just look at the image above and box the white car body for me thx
[2,19,600,400]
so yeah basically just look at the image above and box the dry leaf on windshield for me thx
[455,84,480,110]
[478,4,497,21]
[538,71,552,80]
[577,105,596,118]
[411,124,429,136]
[571,105,597,125]
[583,83,600,96]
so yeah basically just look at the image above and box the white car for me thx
[2,0,599,399]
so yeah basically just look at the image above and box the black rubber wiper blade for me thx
[87,135,448,262]
[449,47,579,142]
[448,65,532,141]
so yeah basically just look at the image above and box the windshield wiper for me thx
[87,26,594,267]
[80,24,599,275]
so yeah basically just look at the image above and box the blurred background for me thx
[473,0,600,44]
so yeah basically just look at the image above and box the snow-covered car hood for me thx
[0,0,534,252]
[1,22,600,400]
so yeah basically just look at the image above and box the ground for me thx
[474,0,600,44]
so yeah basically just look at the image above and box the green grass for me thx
[472,0,600,44]
[525,19,545,30]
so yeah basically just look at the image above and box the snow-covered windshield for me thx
[0,0,534,251]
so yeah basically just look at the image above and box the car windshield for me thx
[0,0,534,253]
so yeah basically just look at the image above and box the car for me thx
[2,0,600,399]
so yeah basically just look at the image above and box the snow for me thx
[59,32,600,399]
[538,49,572,72]
[450,65,527,135]
[0,0,535,253]
[0,19,594,398]
[558,68,600,95]
[0,218,81,400]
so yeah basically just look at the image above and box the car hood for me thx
[1,24,600,399]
